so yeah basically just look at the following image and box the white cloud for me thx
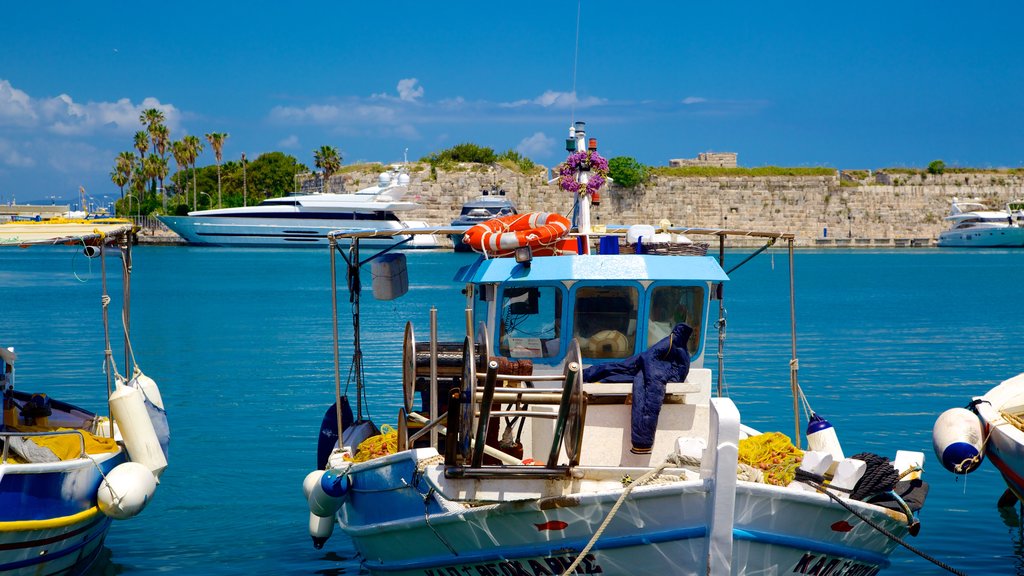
[0,79,181,136]
[396,78,424,102]
[516,132,555,158]
[503,90,606,109]
[682,96,708,105]
[278,134,300,148]
[0,139,35,168]
[0,80,38,126]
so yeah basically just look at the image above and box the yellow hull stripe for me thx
[0,506,100,532]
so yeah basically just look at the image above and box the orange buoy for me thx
[463,212,575,256]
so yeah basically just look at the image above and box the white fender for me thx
[933,407,985,474]
[303,470,324,500]
[110,383,167,478]
[308,476,344,518]
[98,461,157,519]
[309,512,334,549]
[133,369,165,410]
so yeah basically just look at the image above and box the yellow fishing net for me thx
[350,425,398,462]
[738,432,804,486]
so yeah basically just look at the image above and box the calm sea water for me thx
[3,245,1024,575]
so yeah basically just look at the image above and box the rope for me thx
[796,471,967,576]
[848,452,899,501]
[561,460,674,576]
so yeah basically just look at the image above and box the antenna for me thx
[571,0,581,124]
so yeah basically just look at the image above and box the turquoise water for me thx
[3,245,1024,575]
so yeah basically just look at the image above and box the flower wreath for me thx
[558,150,609,197]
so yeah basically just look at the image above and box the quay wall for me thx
[340,165,1024,247]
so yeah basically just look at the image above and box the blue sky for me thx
[2,1,1023,205]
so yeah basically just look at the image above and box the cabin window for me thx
[573,286,638,359]
[498,286,562,359]
[647,286,703,355]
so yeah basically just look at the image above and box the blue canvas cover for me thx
[582,323,693,452]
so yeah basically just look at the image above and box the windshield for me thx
[498,286,563,359]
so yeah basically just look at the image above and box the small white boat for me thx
[0,221,169,575]
[936,197,1024,247]
[934,373,1024,507]
[158,165,439,248]
[303,123,936,576]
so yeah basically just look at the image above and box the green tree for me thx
[205,132,229,208]
[927,159,947,175]
[152,124,170,208]
[113,151,135,201]
[313,145,342,192]
[247,152,306,200]
[424,143,496,164]
[607,156,649,188]
[171,140,190,206]
[133,131,149,197]
[182,135,204,209]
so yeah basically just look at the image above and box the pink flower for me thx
[559,150,608,197]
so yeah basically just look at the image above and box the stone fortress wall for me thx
[340,165,1024,247]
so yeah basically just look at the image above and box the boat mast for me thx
[569,121,593,255]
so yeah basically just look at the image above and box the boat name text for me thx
[423,553,603,576]
[789,553,880,576]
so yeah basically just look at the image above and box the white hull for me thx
[974,373,1024,499]
[158,215,440,248]
[937,226,1024,247]
[336,449,904,576]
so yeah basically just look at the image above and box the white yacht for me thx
[157,166,439,248]
[937,197,1024,247]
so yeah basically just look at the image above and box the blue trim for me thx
[733,528,890,568]
[364,524,890,572]
[364,525,706,572]
[0,515,110,572]
[470,255,729,283]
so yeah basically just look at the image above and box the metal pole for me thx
[716,234,725,397]
[330,236,343,448]
[788,238,801,449]
[429,307,439,449]
[100,240,114,438]
[122,236,132,375]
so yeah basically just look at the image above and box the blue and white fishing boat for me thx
[304,123,932,575]
[0,221,169,575]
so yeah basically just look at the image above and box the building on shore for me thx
[668,152,738,168]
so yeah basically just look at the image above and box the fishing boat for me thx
[304,122,933,575]
[449,189,518,252]
[0,221,169,575]
[157,165,439,248]
[933,374,1024,508]
[936,198,1024,247]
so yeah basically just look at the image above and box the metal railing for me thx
[0,429,87,463]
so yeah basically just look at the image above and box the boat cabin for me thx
[457,253,727,373]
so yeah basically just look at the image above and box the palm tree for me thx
[110,169,129,214]
[313,145,342,193]
[114,152,135,200]
[140,108,165,146]
[182,135,204,210]
[143,154,162,208]
[152,124,170,208]
[171,140,190,205]
[205,132,229,208]
[131,164,146,213]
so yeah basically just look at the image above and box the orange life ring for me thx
[463,212,574,256]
